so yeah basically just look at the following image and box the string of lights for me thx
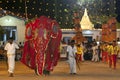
[0,0,119,29]
[24,0,28,20]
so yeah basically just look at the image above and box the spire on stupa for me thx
[80,8,94,30]
[84,8,88,16]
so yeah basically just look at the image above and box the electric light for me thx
[32,8,34,10]
[5,7,8,9]
[33,1,36,4]
[53,4,55,6]
[52,9,55,12]
[60,4,62,6]
[6,1,9,3]
[39,8,41,11]
[46,3,49,5]
[46,9,48,11]
[19,7,22,9]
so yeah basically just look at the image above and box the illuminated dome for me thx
[80,8,94,30]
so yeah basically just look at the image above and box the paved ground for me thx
[0,60,120,80]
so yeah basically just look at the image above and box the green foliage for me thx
[0,26,4,34]
[0,25,4,40]
[116,22,120,29]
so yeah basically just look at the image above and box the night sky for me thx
[0,0,120,28]
[0,0,76,19]
[116,0,120,22]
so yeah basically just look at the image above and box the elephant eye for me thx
[27,27,31,37]
[53,26,58,33]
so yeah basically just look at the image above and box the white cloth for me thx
[67,45,77,73]
[7,54,15,73]
[92,45,99,62]
[4,42,19,54]
[67,45,77,58]
[4,42,19,73]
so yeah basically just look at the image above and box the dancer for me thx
[76,43,84,62]
[109,41,119,69]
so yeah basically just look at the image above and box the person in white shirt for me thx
[4,37,19,77]
[92,43,99,62]
[67,40,77,75]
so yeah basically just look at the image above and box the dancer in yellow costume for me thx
[107,41,119,69]
[76,44,84,62]
[111,41,119,69]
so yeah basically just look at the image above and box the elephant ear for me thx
[53,25,58,34]
[51,21,59,38]
[25,23,33,40]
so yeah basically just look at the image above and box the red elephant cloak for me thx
[21,16,62,75]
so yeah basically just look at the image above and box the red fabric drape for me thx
[20,40,36,69]
[21,16,62,75]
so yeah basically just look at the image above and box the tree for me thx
[0,25,4,41]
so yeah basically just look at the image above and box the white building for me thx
[61,29,120,44]
[0,15,25,44]
[0,15,120,45]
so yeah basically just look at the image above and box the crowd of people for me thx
[0,37,120,77]
[61,39,120,75]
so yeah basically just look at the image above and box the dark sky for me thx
[0,0,120,28]
[1,0,119,19]
[0,0,76,19]
[116,0,120,22]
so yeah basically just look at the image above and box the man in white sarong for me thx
[4,37,19,77]
[67,40,77,75]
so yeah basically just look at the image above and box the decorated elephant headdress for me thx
[21,16,62,75]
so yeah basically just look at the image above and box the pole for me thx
[25,0,28,21]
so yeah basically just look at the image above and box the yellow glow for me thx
[33,1,36,4]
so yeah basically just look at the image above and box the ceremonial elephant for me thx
[21,16,62,75]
